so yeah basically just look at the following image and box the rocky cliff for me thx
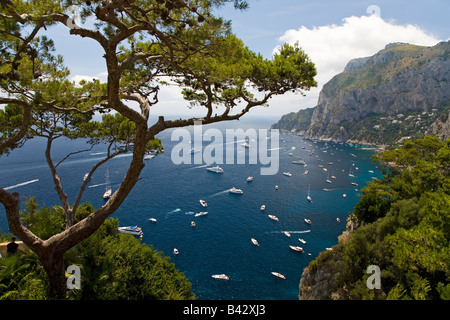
[273,41,450,146]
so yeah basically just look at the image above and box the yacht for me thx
[299,238,307,244]
[247,176,253,182]
[292,160,306,165]
[304,170,309,175]
[207,165,224,173]
[144,154,156,160]
[199,199,207,207]
[173,248,179,255]
[118,226,143,237]
[289,245,304,252]
[196,211,208,217]
[351,182,359,186]
[251,238,259,246]
[337,218,341,223]
[229,187,244,194]
[271,272,286,279]
[212,274,229,280]
[83,173,89,181]
[283,231,291,237]
[103,169,112,199]
[268,215,279,221]
[148,218,157,223]
[283,172,292,177]
[191,221,196,227]
[260,205,266,211]
[343,194,347,198]
[242,142,251,148]
[275,185,279,190]
[304,219,312,225]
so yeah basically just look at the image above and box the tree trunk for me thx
[40,251,67,300]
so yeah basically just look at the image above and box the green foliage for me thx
[304,137,450,300]
[1,200,194,300]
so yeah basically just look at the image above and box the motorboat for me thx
[292,160,306,165]
[307,195,312,202]
[199,199,207,207]
[260,205,266,211]
[195,211,208,217]
[351,182,359,186]
[229,187,243,194]
[268,215,279,221]
[144,154,156,160]
[283,172,292,177]
[304,170,308,175]
[289,245,304,252]
[246,176,253,182]
[173,248,179,255]
[118,226,143,237]
[275,185,279,190]
[207,165,224,173]
[337,218,341,223]
[103,188,112,199]
[212,274,229,280]
[304,219,312,225]
[148,218,157,223]
[191,221,196,227]
[251,238,259,246]
[343,194,347,198]
[83,173,89,181]
[299,238,307,244]
[242,142,251,148]
[283,231,291,237]
[271,272,286,279]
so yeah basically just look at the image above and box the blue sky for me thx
[47,0,450,121]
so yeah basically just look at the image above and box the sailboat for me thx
[103,169,112,199]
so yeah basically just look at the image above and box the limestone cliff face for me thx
[276,41,450,145]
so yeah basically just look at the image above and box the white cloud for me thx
[276,14,442,94]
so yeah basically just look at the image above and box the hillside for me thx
[298,137,450,300]
[272,41,450,147]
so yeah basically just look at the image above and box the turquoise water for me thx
[0,118,382,300]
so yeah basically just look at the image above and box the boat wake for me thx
[4,179,39,190]
[208,189,230,198]
[186,164,210,170]
[88,182,107,188]
[269,230,311,234]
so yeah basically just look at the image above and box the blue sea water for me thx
[0,117,382,300]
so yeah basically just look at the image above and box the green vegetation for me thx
[301,136,450,300]
[0,200,194,300]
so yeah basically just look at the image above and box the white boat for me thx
[351,182,359,186]
[271,272,286,279]
[268,215,279,221]
[212,274,229,280]
[195,211,208,217]
[103,169,112,199]
[304,219,311,225]
[260,205,266,211]
[275,185,279,190]
[173,248,179,255]
[299,238,307,244]
[251,238,259,246]
[191,221,196,227]
[103,188,112,199]
[242,142,251,148]
[118,226,143,237]
[289,245,304,252]
[148,218,157,223]
[307,184,312,202]
[283,172,292,177]
[206,165,224,173]
[199,199,207,207]
[343,194,347,198]
[144,154,155,160]
[304,170,309,175]
[283,231,291,237]
[307,195,312,202]
[247,176,253,182]
[83,173,89,181]
[337,218,341,223]
[229,187,243,194]
[292,160,306,165]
